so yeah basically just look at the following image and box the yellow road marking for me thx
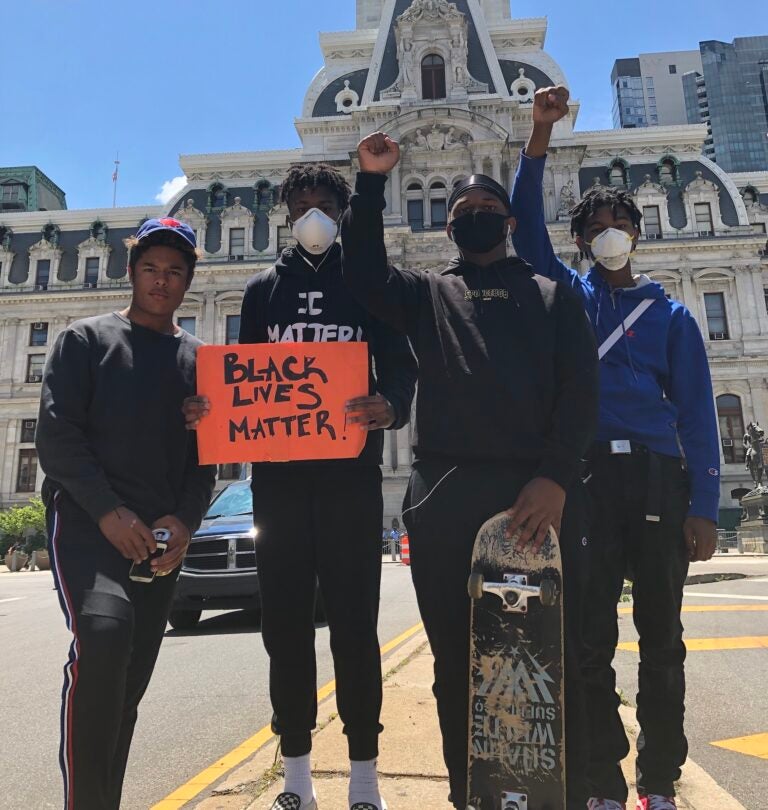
[151,621,424,809]
[618,604,768,614]
[618,636,768,652]
[711,732,768,760]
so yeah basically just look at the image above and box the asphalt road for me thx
[4,558,765,810]
[0,561,422,810]
[614,561,768,810]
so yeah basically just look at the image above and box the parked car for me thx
[169,479,259,630]
[169,479,324,630]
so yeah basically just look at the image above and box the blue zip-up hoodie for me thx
[511,151,721,522]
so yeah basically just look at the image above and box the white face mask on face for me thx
[291,208,339,255]
[587,228,634,272]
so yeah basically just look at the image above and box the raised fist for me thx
[532,85,570,126]
[357,132,401,175]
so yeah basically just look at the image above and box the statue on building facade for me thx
[557,179,577,218]
[744,422,766,490]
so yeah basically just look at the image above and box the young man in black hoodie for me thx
[341,133,599,809]
[187,163,416,810]
[36,218,217,810]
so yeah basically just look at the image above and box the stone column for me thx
[396,423,412,468]
[681,268,702,328]
[390,162,402,219]
[1,419,17,503]
[0,418,10,503]
[490,155,503,185]
[0,318,20,388]
[388,430,399,472]
[749,266,768,336]
[202,292,217,345]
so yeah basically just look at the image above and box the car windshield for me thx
[205,482,253,519]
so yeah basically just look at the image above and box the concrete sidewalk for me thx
[191,631,746,810]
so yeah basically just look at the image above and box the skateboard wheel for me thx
[468,572,484,600]
[540,578,558,607]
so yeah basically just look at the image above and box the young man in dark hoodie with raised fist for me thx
[341,133,599,809]
[511,87,720,810]
[187,163,416,810]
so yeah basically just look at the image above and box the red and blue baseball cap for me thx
[136,217,197,249]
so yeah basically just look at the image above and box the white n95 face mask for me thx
[588,228,634,272]
[291,208,339,255]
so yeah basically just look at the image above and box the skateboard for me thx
[466,513,565,810]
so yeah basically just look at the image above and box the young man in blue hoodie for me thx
[511,87,720,810]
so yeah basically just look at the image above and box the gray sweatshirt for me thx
[36,312,216,533]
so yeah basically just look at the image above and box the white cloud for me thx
[155,175,188,205]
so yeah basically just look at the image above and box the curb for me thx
[618,706,747,810]
[189,630,430,810]
[685,572,747,586]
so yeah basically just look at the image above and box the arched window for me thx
[406,182,424,231]
[716,394,745,464]
[608,161,627,187]
[422,54,446,100]
[429,181,447,228]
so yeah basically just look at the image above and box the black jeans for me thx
[46,492,178,810]
[582,450,690,800]
[251,464,384,760]
[402,458,589,809]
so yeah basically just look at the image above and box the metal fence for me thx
[382,533,402,560]
[717,529,738,552]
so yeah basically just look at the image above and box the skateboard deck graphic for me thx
[467,513,565,810]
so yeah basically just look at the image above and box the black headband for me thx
[448,174,512,215]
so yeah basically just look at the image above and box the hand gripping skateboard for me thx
[466,513,565,810]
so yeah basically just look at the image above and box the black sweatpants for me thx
[251,464,384,760]
[582,450,690,801]
[46,492,178,810]
[402,458,589,810]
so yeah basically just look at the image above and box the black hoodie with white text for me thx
[238,243,417,467]
[341,172,599,491]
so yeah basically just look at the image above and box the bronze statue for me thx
[744,421,766,489]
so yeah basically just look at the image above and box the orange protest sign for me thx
[195,342,370,465]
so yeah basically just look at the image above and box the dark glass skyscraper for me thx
[684,37,768,172]
[611,58,648,128]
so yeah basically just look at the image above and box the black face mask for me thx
[450,211,508,254]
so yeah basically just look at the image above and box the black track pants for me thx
[251,464,384,760]
[581,451,690,801]
[47,492,178,810]
[402,458,589,809]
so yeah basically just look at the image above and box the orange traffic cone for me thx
[401,533,410,566]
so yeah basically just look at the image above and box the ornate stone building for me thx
[1,0,767,525]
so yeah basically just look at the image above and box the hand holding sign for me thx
[195,343,370,464]
[346,395,395,430]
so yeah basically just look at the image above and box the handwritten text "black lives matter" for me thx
[224,353,338,442]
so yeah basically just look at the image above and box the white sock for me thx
[283,753,314,805]
[348,758,385,808]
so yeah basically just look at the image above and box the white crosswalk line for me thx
[685,592,768,601]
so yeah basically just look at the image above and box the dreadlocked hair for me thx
[569,185,642,237]
[280,162,351,211]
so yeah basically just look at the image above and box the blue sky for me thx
[2,0,765,210]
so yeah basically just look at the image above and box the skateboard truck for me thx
[467,572,558,612]
[466,792,528,810]
[502,792,528,810]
